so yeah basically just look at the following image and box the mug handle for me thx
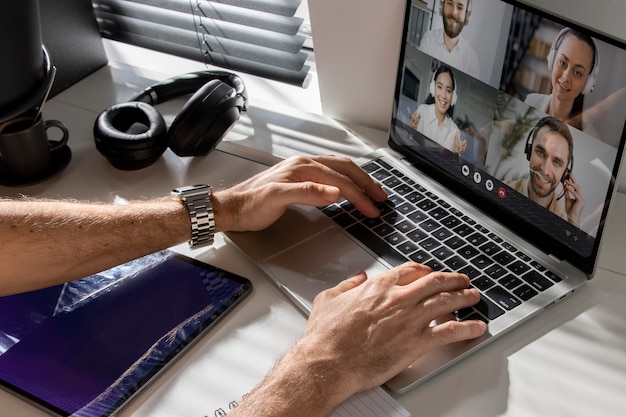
[44,119,69,151]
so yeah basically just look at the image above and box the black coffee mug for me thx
[0,114,69,181]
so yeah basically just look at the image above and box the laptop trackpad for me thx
[262,226,389,312]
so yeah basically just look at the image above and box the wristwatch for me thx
[171,184,215,248]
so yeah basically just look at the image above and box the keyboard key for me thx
[493,251,515,265]
[383,176,402,189]
[362,216,383,228]
[424,258,445,271]
[346,223,407,267]
[398,241,418,254]
[474,296,505,320]
[453,223,474,237]
[419,237,440,251]
[472,275,495,291]
[472,254,493,269]
[333,213,356,228]
[444,255,467,270]
[458,244,479,259]
[417,199,436,211]
[362,161,381,173]
[385,232,406,246]
[429,207,448,219]
[321,204,342,217]
[410,250,431,263]
[513,284,538,301]
[479,241,500,256]
[460,265,481,279]
[440,215,462,229]
[406,191,424,204]
[396,202,416,215]
[485,264,507,279]
[419,218,440,232]
[406,228,428,243]
[522,270,554,292]
[433,246,454,261]
[373,223,394,237]
[486,286,521,310]
[545,270,562,283]
[432,227,453,241]
[394,183,414,195]
[507,260,531,275]
[444,235,466,250]
[466,232,488,246]
[396,219,416,234]
[499,274,522,289]
[408,209,428,223]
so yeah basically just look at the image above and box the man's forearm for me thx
[0,198,190,295]
[229,340,352,417]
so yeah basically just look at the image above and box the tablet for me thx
[0,250,252,416]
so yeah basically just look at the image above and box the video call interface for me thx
[392,0,626,260]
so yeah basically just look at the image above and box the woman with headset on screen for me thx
[407,64,467,155]
[524,27,600,137]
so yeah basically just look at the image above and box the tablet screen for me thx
[0,250,252,416]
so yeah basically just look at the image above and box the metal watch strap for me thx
[171,184,215,248]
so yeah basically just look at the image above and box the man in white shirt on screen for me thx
[419,0,480,80]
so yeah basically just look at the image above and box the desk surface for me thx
[1,41,626,417]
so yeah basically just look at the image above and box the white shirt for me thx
[524,93,601,140]
[418,28,480,80]
[414,103,460,151]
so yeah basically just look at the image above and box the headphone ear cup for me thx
[168,80,242,157]
[93,102,168,170]
[582,73,596,95]
[525,128,535,161]
[547,46,556,71]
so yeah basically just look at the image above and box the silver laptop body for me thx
[228,0,626,393]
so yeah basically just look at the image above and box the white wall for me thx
[309,0,626,192]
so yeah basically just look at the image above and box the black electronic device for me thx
[0,250,252,417]
[93,71,248,170]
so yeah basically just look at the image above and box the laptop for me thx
[227,0,626,393]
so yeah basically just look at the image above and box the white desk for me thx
[2,41,626,417]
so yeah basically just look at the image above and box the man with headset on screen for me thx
[506,116,585,228]
[0,155,487,416]
[418,0,480,80]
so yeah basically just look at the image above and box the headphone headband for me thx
[131,70,248,111]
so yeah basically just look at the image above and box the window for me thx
[92,0,312,86]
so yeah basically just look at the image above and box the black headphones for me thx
[524,117,574,189]
[93,70,247,170]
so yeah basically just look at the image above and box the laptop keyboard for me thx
[320,158,563,323]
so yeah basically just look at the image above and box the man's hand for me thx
[231,263,487,417]
[213,155,387,232]
[299,262,486,400]
[563,173,585,227]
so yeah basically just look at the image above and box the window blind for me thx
[92,0,311,86]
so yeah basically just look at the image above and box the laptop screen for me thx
[389,0,626,275]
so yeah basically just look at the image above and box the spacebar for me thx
[345,223,407,267]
